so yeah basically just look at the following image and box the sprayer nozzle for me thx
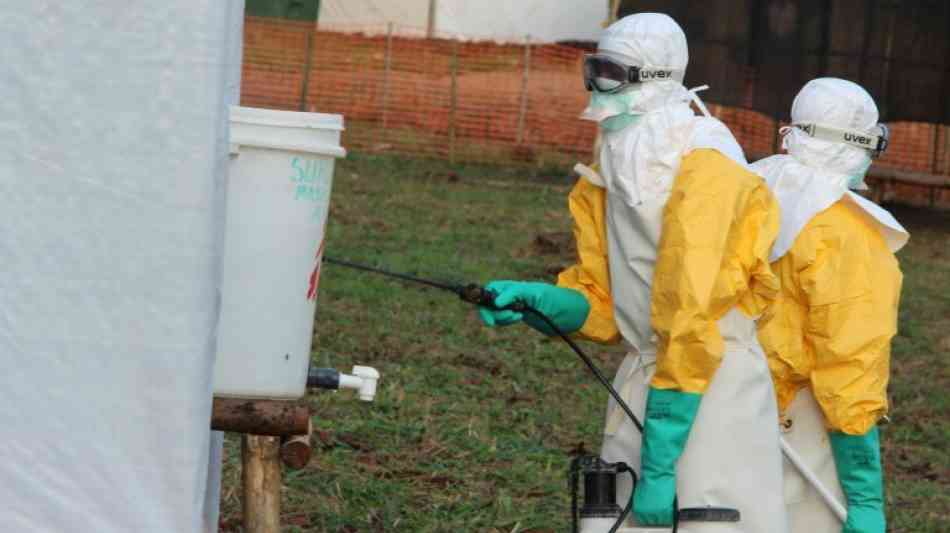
[459,283,527,312]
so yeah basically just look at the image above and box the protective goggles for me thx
[791,122,890,158]
[582,54,680,93]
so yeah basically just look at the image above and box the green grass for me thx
[219,152,950,532]
[879,205,950,531]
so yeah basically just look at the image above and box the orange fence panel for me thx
[240,14,949,206]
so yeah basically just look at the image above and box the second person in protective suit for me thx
[752,77,908,533]
[478,13,788,532]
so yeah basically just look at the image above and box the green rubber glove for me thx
[477,280,590,335]
[633,387,702,526]
[830,427,886,533]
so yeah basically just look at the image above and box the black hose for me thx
[672,496,680,533]
[323,256,461,293]
[569,456,581,533]
[521,308,644,533]
[520,308,643,433]
[321,258,662,524]
[608,467,636,533]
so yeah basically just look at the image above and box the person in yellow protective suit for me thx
[751,78,909,533]
[478,13,788,532]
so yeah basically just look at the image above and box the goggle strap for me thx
[793,123,889,155]
[635,68,683,82]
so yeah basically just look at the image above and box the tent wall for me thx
[0,2,239,531]
[318,0,607,43]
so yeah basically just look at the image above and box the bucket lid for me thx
[229,106,346,158]
[230,106,344,131]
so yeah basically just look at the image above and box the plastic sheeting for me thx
[0,2,241,532]
[204,3,246,533]
[318,0,607,43]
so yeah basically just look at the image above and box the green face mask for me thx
[848,159,872,189]
[601,113,640,132]
[581,90,640,132]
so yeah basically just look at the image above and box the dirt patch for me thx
[510,231,575,280]
[885,444,950,485]
[532,231,572,256]
[455,352,504,376]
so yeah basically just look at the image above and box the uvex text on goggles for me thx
[582,54,681,93]
[791,123,890,158]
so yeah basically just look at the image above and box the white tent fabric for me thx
[0,2,239,532]
[319,0,607,43]
[203,3,248,531]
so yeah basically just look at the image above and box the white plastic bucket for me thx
[213,106,346,399]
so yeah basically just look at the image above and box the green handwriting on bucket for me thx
[290,156,333,221]
[291,156,332,203]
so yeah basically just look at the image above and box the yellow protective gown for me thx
[558,149,780,393]
[558,148,787,532]
[756,201,903,436]
[556,175,621,345]
[649,149,780,393]
[752,136,908,532]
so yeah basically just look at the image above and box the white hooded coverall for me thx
[750,77,908,533]
[559,13,788,533]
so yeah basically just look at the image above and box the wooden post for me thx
[427,0,437,38]
[449,39,459,163]
[772,118,782,154]
[242,435,282,533]
[299,28,316,112]
[933,124,950,176]
[879,5,897,116]
[280,418,314,470]
[380,22,394,145]
[608,0,622,22]
[943,124,950,175]
[516,36,532,145]
[211,398,310,436]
